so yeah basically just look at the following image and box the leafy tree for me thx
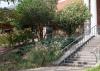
[0,8,19,26]
[16,0,57,39]
[56,2,91,36]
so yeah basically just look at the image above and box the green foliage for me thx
[0,36,75,70]
[12,29,33,44]
[16,0,57,28]
[0,29,33,47]
[0,63,17,71]
[0,8,18,25]
[61,36,75,49]
[86,65,100,71]
[0,42,62,70]
[26,42,61,66]
[56,2,91,35]
[0,44,32,62]
[0,1,90,70]
[0,60,35,71]
[0,33,15,47]
[0,34,9,46]
[41,36,75,49]
[17,44,33,55]
[0,44,33,71]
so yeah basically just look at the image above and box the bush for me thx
[12,29,33,44]
[26,42,62,66]
[17,44,33,56]
[0,28,33,47]
[41,36,75,49]
[0,63,17,71]
[57,1,91,36]
[0,44,33,71]
[0,59,34,71]
[0,34,9,46]
[61,36,75,49]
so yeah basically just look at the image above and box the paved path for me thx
[20,66,85,71]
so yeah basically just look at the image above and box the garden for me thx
[0,0,90,71]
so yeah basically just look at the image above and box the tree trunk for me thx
[37,24,43,40]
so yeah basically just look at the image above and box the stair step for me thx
[65,58,96,61]
[64,60,96,63]
[63,62,95,67]
[60,36,100,69]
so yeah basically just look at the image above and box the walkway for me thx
[20,36,100,71]
[21,66,84,71]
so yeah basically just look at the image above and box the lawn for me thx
[86,66,100,71]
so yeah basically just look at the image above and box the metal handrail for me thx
[61,25,97,54]
[62,35,83,52]
[53,25,97,65]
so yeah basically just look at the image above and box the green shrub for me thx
[12,29,33,44]
[0,59,34,71]
[0,44,33,71]
[17,44,33,55]
[0,29,33,47]
[41,36,75,49]
[0,34,9,46]
[0,63,17,71]
[61,36,75,49]
[16,60,34,69]
[26,42,62,66]
[56,2,91,36]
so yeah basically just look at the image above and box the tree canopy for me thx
[16,0,57,28]
[0,8,17,25]
[56,2,91,35]
[0,0,90,37]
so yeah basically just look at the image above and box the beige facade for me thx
[57,0,82,11]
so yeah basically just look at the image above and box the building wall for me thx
[84,0,97,35]
[97,0,100,26]
[57,0,81,11]
[97,0,100,34]
[57,0,71,11]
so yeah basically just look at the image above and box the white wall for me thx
[83,0,97,35]
[90,0,97,28]
[90,0,97,35]
[83,0,89,8]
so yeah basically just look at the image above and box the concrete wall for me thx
[57,0,71,11]
[84,0,97,35]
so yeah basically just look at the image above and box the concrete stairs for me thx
[62,51,97,68]
[61,36,100,68]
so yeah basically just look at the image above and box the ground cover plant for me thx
[0,36,75,71]
[86,65,100,71]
